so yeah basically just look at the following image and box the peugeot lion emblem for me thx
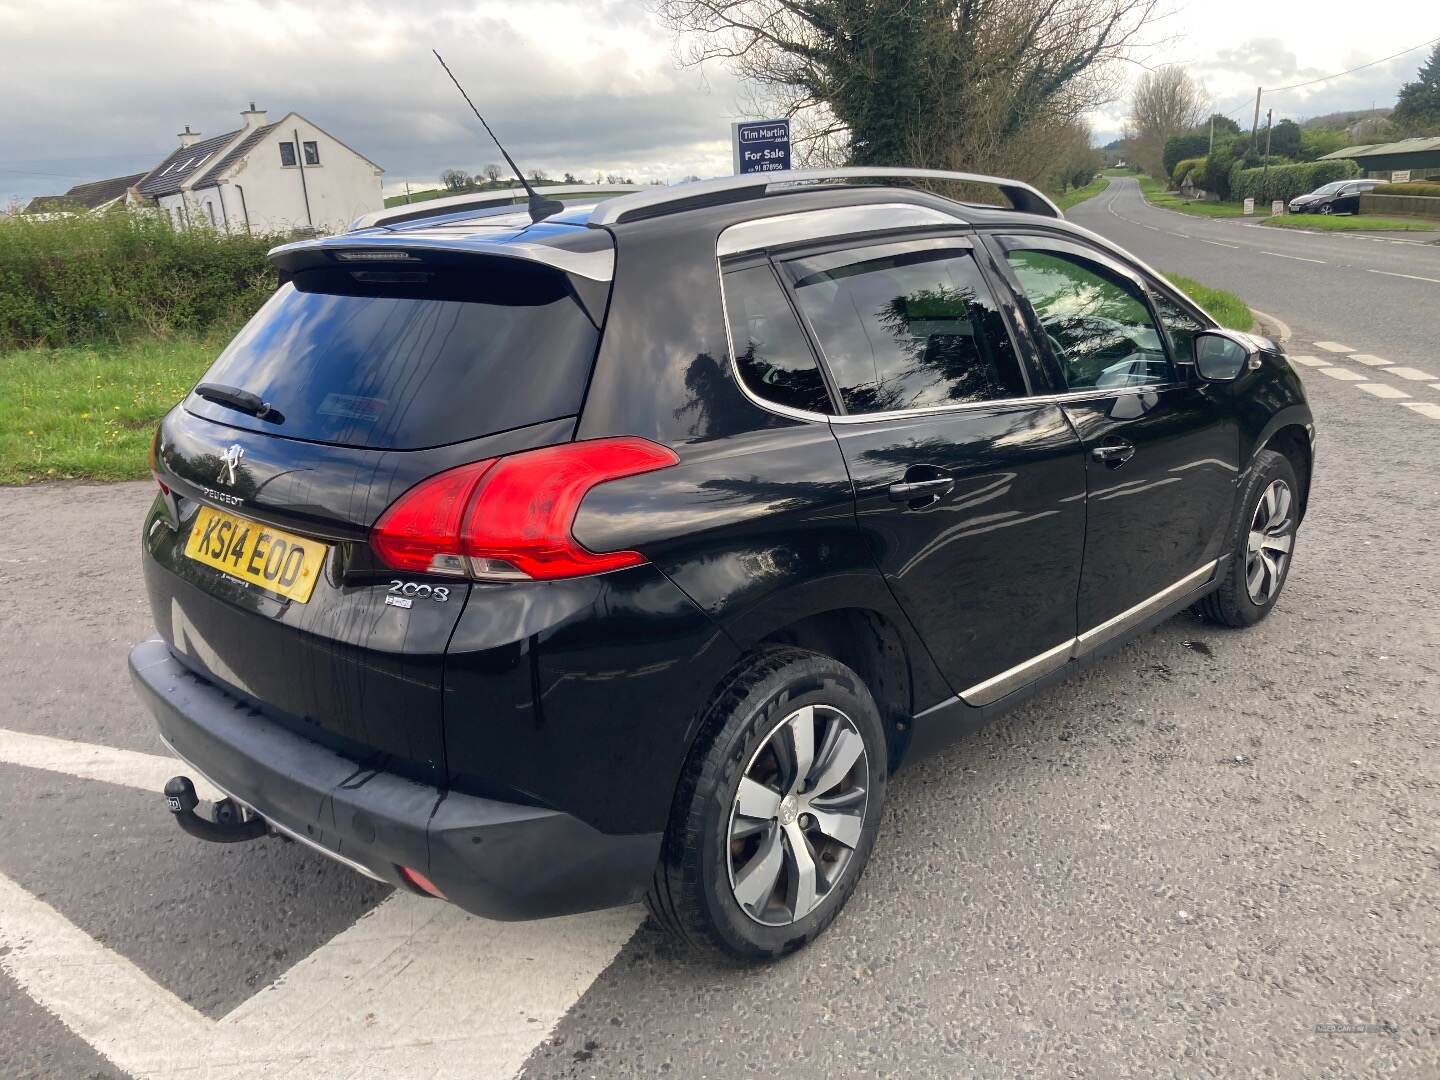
[220,444,245,487]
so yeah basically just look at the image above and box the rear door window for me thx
[186,262,600,450]
[784,242,1026,415]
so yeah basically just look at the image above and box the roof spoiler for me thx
[586,168,1063,226]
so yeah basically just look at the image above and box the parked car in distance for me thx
[131,168,1314,961]
[1288,178,1382,214]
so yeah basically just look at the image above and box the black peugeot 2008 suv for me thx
[132,169,1313,960]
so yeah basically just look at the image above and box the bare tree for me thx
[481,163,503,183]
[440,168,472,191]
[528,168,549,184]
[1127,66,1207,179]
[654,0,1162,184]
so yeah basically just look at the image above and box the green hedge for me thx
[1229,159,1360,204]
[1172,157,1206,188]
[0,212,278,350]
[1372,182,1440,197]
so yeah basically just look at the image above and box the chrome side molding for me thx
[958,560,1219,706]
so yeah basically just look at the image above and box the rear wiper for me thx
[194,383,283,423]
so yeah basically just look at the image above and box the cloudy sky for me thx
[1,0,1435,206]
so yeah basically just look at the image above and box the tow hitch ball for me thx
[164,776,267,843]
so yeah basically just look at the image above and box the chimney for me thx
[177,124,201,148]
[241,102,268,129]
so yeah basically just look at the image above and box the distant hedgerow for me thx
[0,212,279,350]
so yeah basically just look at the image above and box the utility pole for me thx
[1262,109,1274,204]
[404,180,412,205]
[1209,115,1215,154]
[1251,87,1263,152]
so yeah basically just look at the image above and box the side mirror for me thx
[1193,329,1262,382]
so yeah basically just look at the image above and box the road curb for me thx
[1250,308,1291,344]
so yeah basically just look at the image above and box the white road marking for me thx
[1141,224,1160,231]
[1287,355,1328,367]
[1402,402,1440,419]
[1365,268,1440,285]
[1169,232,1191,238]
[0,729,645,1079]
[1316,367,1367,381]
[1348,354,1392,366]
[1385,367,1438,381]
[0,869,211,1079]
[1261,251,1325,264]
[1197,238,1240,249]
[0,727,221,802]
[1356,383,1411,399]
[1314,341,1357,353]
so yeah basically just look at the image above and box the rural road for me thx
[2,181,1439,1078]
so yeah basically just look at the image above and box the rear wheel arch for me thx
[758,608,915,771]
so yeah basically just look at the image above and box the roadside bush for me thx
[0,212,278,350]
[1229,159,1361,204]
[1162,133,1210,181]
[1372,181,1440,197]
[1172,157,1206,188]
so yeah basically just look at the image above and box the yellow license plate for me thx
[183,506,327,603]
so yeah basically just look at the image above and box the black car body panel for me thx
[132,172,1313,921]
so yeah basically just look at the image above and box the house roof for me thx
[24,172,147,214]
[136,130,242,196]
[1320,136,1440,161]
[193,122,277,188]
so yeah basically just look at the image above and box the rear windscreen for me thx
[185,262,600,449]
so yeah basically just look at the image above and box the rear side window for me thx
[786,245,1025,415]
[186,263,599,450]
[723,264,832,414]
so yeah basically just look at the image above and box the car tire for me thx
[646,646,888,961]
[1191,448,1299,628]
[1320,202,1333,215]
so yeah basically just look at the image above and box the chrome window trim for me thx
[716,204,964,257]
[956,559,1220,706]
[717,251,1191,426]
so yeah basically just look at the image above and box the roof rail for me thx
[586,168,1062,226]
[350,184,646,232]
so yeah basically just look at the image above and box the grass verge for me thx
[1165,273,1253,332]
[1260,214,1434,233]
[0,334,225,484]
[1055,176,1109,211]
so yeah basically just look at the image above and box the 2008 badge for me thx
[388,580,450,603]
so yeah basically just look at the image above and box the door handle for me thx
[888,477,955,501]
[1091,441,1136,468]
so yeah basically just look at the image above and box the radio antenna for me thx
[433,49,564,224]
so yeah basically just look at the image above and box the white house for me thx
[134,104,383,235]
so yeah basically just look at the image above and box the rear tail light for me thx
[398,865,446,899]
[149,429,170,495]
[371,437,678,582]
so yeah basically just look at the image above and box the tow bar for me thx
[163,775,267,843]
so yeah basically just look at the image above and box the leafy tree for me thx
[1162,132,1209,179]
[562,171,579,183]
[1207,113,1241,137]
[1268,118,1301,160]
[1298,126,1346,162]
[1392,43,1440,135]
[656,0,1161,182]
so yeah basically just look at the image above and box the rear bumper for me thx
[129,638,660,920]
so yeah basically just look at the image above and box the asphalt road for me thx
[3,186,1439,1078]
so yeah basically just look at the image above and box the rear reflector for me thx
[399,865,446,898]
[371,437,678,582]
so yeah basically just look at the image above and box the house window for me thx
[303,141,320,166]
[206,202,216,226]
[279,141,296,167]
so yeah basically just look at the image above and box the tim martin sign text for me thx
[732,120,791,175]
